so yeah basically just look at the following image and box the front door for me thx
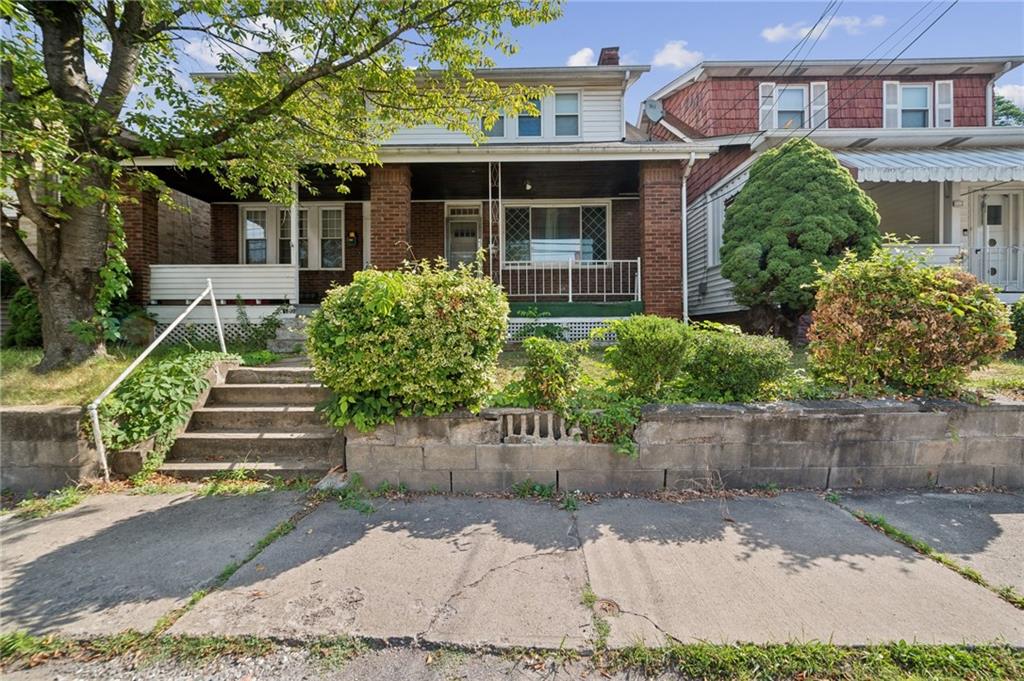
[446,205,481,267]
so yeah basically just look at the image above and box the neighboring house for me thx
[127,47,716,340]
[638,56,1024,318]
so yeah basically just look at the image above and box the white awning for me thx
[834,146,1024,183]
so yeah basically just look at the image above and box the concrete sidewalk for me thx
[2,490,1022,647]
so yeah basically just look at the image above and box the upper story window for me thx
[518,98,542,137]
[554,92,581,136]
[482,114,505,138]
[884,81,953,128]
[759,82,828,130]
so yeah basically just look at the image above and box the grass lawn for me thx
[0,344,282,407]
[965,358,1024,400]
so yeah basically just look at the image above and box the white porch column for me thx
[290,180,299,304]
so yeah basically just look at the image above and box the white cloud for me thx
[761,15,886,43]
[651,40,703,69]
[996,84,1024,107]
[566,47,596,67]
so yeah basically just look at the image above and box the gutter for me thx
[681,152,696,323]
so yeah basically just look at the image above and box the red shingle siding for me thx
[409,201,445,261]
[370,164,412,269]
[663,74,991,135]
[122,188,159,303]
[639,161,683,318]
[210,204,239,264]
[687,147,754,204]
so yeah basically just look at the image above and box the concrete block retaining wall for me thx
[0,406,101,494]
[345,401,1024,493]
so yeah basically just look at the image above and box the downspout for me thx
[681,152,696,323]
[290,180,299,306]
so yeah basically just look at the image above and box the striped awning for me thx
[834,146,1024,183]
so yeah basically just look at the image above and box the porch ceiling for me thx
[410,161,640,201]
[834,146,1024,183]
[147,166,369,203]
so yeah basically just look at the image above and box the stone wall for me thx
[1,407,101,494]
[345,401,1024,493]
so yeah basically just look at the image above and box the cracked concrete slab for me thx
[0,492,303,636]
[576,493,1024,646]
[171,497,593,648]
[843,491,1024,593]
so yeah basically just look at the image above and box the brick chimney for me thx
[597,46,620,66]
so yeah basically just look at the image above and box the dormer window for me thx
[518,98,542,137]
[758,82,828,130]
[883,81,953,128]
[900,84,930,128]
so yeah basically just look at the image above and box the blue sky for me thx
[489,1,1024,118]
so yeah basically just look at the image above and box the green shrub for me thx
[522,337,586,410]
[307,259,508,431]
[670,327,793,403]
[1,260,24,298]
[600,315,692,399]
[512,306,564,342]
[1011,299,1024,354]
[4,287,42,348]
[809,247,1014,395]
[720,138,880,327]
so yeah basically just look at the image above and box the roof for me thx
[832,146,1024,182]
[376,140,716,163]
[194,64,651,89]
[646,55,1024,104]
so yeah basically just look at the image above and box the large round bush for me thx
[808,248,1014,395]
[307,260,508,430]
[674,324,793,402]
[601,315,692,399]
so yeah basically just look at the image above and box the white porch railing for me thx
[492,258,641,302]
[969,246,1024,292]
[149,264,297,304]
[87,279,226,483]
[883,243,963,267]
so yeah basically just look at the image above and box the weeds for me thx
[511,478,556,500]
[13,486,87,519]
[580,583,597,608]
[307,636,369,670]
[853,510,1023,611]
[824,490,841,504]
[559,491,580,512]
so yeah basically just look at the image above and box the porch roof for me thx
[833,146,1024,183]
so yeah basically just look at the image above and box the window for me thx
[776,86,806,129]
[278,208,308,267]
[518,97,541,137]
[554,92,580,136]
[503,204,608,262]
[707,184,742,266]
[900,84,930,128]
[243,209,267,264]
[320,207,344,268]
[482,114,505,138]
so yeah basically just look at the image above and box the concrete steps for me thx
[268,316,309,354]
[161,364,341,481]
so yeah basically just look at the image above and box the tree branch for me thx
[27,1,93,106]
[0,216,45,289]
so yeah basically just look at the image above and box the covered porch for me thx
[838,147,1024,303]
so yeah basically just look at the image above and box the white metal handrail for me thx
[86,278,226,482]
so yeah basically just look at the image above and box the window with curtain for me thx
[776,87,806,129]
[243,209,267,264]
[320,208,345,268]
[503,205,608,262]
[278,208,308,267]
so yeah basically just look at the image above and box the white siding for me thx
[383,85,624,145]
[686,193,743,316]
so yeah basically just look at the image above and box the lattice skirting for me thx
[154,322,254,345]
[507,317,625,342]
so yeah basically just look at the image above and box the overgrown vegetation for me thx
[521,337,587,410]
[809,246,1014,396]
[599,315,692,399]
[308,258,508,431]
[1010,299,1024,355]
[12,486,87,519]
[604,641,1024,680]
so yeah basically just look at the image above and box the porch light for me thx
[347,229,359,246]
[525,180,532,192]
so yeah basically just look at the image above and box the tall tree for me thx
[994,93,1024,126]
[1,0,560,371]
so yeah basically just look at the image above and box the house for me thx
[128,47,716,341]
[637,56,1024,320]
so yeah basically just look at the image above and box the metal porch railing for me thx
[492,258,641,302]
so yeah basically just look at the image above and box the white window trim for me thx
[481,113,506,139]
[887,82,934,129]
[516,97,544,139]
[706,173,749,268]
[238,202,348,271]
[774,84,809,130]
[553,90,583,139]
[444,201,483,262]
[500,198,612,266]
[278,207,310,268]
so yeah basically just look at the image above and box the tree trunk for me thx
[34,273,106,372]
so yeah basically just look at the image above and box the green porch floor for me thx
[508,301,642,318]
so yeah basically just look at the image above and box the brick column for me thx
[369,164,412,269]
[210,204,239,264]
[639,161,683,318]
[122,188,159,304]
